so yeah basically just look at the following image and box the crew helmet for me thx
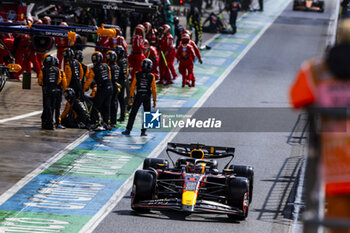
[115,45,125,59]
[162,24,171,34]
[91,51,103,65]
[53,56,59,67]
[74,50,84,62]
[63,48,74,60]
[141,58,153,72]
[143,22,152,34]
[135,24,145,34]
[64,88,75,101]
[106,50,117,64]
[43,54,53,66]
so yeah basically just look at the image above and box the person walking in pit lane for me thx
[176,34,196,88]
[158,24,177,84]
[122,59,157,137]
[38,54,63,130]
[228,0,241,34]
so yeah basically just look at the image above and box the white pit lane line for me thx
[0,111,42,124]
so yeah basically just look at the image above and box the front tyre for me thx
[227,177,249,220]
[131,170,155,212]
[229,165,254,204]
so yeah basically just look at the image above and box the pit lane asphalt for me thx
[93,0,338,233]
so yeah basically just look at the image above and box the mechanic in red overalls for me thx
[158,24,177,85]
[144,39,159,80]
[32,19,46,66]
[36,16,52,64]
[182,29,203,64]
[55,22,69,69]
[128,24,146,81]
[176,33,195,87]
[0,22,14,64]
[108,26,128,56]
[96,34,110,63]
[13,33,35,80]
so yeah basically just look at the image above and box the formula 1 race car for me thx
[131,143,254,220]
[293,0,324,12]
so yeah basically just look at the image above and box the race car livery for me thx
[293,0,324,12]
[131,143,254,220]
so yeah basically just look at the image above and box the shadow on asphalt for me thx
[254,156,303,225]
[113,209,242,224]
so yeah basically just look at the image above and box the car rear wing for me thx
[166,143,235,159]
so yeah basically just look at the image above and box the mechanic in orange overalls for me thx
[176,33,195,87]
[290,19,350,233]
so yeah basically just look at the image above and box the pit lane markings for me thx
[0,132,89,207]
[0,110,42,124]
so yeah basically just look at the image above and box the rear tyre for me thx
[229,165,254,203]
[292,0,298,10]
[131,170,155,212]
[318,1,324,12]
[143,158,169,170]
[227,177,249,221]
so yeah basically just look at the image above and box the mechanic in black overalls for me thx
[174,16,184,49]
[116,45,128,122]
[84,51,113,130]
[258,0,263,11]
[74,50,90,88]
[122,58,157,136]
[38,54,63,130]
[52,56,66,129]
[228,0,241,34]
[106,50,121,127]
[63,48,84,99]
[61,88,92,129]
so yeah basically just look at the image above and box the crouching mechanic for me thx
[61,88,92,129]
[38,54,63,130]
[84,51,113,130]
[122,59,157,136]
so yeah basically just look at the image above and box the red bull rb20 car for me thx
[131,143,254,220]
[293,0,325,12]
